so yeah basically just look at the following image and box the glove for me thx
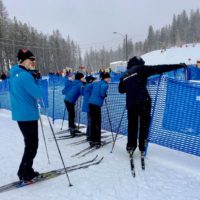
[30,69,41,79]
[180,63,187,68]
[0,73,7,80]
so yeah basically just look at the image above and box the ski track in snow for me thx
[1,109,200,200]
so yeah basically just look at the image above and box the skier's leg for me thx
[89,104,96,145]
[17,121,39,180]
[65,101,76,134]
[139,102,151,152]
[95,106,101,146]
[86,112,92,141]
[89,104,101,146]
[127,108,139,152]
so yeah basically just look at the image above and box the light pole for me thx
[113,32,128,61]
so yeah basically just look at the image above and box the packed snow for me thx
[142,43,200,65]
[0,109,200,200]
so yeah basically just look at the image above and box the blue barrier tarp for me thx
[1,70,200,157]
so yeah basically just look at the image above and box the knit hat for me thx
[85,75,96,83]
[100,72,110,80]
[75,72,84,80]
[17,49,35,63]
[127,56,145,69]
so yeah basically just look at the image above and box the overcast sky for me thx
[3,0,200,52]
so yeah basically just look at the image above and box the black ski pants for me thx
[64,100,76,129]
[89,104,101,143]
[127,102,151,151]
[17,120,38,178]
[86,112,91,139]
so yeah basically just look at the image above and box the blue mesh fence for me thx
[1,68,200,156]
[45,76,66,121]
[0,79,49,112]
[40,79,49,108]
[0,79,11,110]
[148,77,200,156]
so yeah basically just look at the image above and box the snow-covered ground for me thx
[142,43,200,65]
[1,109,200,200]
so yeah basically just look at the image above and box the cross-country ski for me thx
[0,156,104,193]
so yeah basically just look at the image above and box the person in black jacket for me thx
[119,56,187,154]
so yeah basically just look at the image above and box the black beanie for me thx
[127,56,145,69]
[100,72,110,80]
[17,49,35,63]
[86,75,96,83]
[75,72,84,80]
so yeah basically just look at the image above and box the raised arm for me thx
[143,64,187,77]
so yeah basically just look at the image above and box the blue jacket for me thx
[88,80,108,107]
[65,80,84,104]
[9,65,41,121]
[82,83,93,113]
[62,77,73,95]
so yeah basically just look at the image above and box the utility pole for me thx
[113,32,128,62]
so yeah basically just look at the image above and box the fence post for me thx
[52,76,55,124]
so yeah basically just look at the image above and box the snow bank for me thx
[142,43,200,65]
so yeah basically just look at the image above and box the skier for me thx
[119,56,187,154]
[82,75,96,141]
[9,49,41,181]
[64,72,85,136]
[88,72,110,148]
[62,71,73,97]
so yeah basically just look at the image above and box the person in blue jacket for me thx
[88,72,110,148]
[82,75,96,141]
[9,49,41,181]
[62,72,73,96]
[64,72,85,136]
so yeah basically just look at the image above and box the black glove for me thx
[180,63,187,68]
[0,73,7,80]
[30,69,41,79]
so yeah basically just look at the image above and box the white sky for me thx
[3,0,200,52]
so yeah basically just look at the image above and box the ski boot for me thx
[126,145,135,154]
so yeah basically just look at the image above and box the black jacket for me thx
[119,64,186,109]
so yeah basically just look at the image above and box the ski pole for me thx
[77,97,82,129]
[41,99,73,187]
[105,98,114,142]
[75,97,81,130]
[75,98,79,128]
[38,109,50,164]
[110,105,126,153]
[60,106,66,130]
